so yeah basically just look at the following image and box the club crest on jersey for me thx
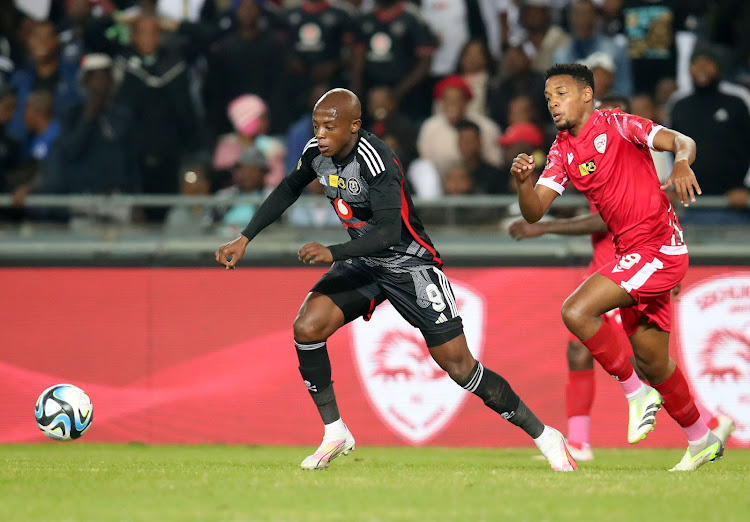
[567,152,574,165]
[334,197,353,220]
[676,274,750,444]
[578,160,596,177]
[350,280,485,443]
[347,177,361,195]
[594,133,607,154]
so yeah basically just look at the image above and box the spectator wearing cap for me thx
[115,15,201,220]
[552,0,633,96]
[455,119,504,194]
[581,51,616,99]
[215,145,269,236]
[213,93,286,189]
[498,121,544,193]
[8,20,81,143]
[486,44,546,131]
[54,53,138,197]
[204,0,289,137]
[417,75,500,178]
[668,44,750,224]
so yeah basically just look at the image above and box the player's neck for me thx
[333,136,359,163]
[570,107,595,137]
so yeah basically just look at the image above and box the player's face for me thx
[544,75,592,132]
[312,108,360,159]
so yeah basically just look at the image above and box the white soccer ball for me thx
[34,384,93,441]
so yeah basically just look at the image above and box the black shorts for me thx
[311,258,463,347]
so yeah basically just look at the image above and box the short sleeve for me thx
[611,110,663,151]
[535,139,568,195]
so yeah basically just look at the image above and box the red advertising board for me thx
[1,267,747,448]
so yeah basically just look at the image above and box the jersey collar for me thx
[332,130,364,167]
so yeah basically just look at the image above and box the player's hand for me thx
[298,242,333,265]
[661,160,701,207]
[215,235,249,270]
[508,219,544,240]
[510,153,536,183]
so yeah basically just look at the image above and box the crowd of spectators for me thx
[0,0,749,232]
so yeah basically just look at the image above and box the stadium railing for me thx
[0,194,747,266]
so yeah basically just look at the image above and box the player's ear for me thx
[583,86,594,103]
[351,119,362,133]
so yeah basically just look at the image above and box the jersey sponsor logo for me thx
[567,152,574,165]
[334,197,353,219]
[676,274,750,444]
[347,177,361,195]
[298,23,323,51]
[578,160,596,176]
[329,174,346,189]
[594,133,607,154]
[350,280,485,443]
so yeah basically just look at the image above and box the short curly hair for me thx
[545,63,595,93]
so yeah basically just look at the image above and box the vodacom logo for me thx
[334,198,353,220]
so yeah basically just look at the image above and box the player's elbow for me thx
[521,210,543,224]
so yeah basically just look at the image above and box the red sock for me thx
[566,369,595,418]
[653,366,700,428]
[581,321,634,382]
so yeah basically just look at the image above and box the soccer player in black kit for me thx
[216,89,576,471]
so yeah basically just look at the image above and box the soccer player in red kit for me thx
[511,63,723,471]
[508,94,735,462]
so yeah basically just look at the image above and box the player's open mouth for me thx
[552,113,562,122]
[319,145,330,153]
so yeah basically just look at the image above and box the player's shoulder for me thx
[301,136,322,162]
[356,130,393,177]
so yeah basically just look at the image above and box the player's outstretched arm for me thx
[653,128,701,207]
[510,153,558,223]
[509,212,607,240]
[214,168,314,269]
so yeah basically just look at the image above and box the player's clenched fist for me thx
[510,153,536,183]
[215,235,250,269]
[298,242,333,265]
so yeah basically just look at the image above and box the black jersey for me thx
[300,129,440,268]
[353,2,435,87]
[284,0,354,65]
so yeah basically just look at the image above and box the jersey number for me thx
[425,284,447,312]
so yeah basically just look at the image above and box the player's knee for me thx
[293,313,329,342]
[561,297,586,332]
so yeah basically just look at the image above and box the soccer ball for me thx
[34,384,93,441]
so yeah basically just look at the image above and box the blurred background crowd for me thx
[0,0,749,234]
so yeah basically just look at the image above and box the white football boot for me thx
[566,442,594,462]
[711,414,735,446]
[535,426,578,472]
[670,431,724,472]
[300,424,355,470]
[627,385,662,444]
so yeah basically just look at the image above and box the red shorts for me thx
[597,246,688,336]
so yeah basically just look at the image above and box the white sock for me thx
[324,418,347,439]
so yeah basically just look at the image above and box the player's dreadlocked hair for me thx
[545,63,595,94]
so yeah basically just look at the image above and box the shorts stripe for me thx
[620,258,665,293]
[433,267,458,318]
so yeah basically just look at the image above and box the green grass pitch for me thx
[1,444,748,521]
